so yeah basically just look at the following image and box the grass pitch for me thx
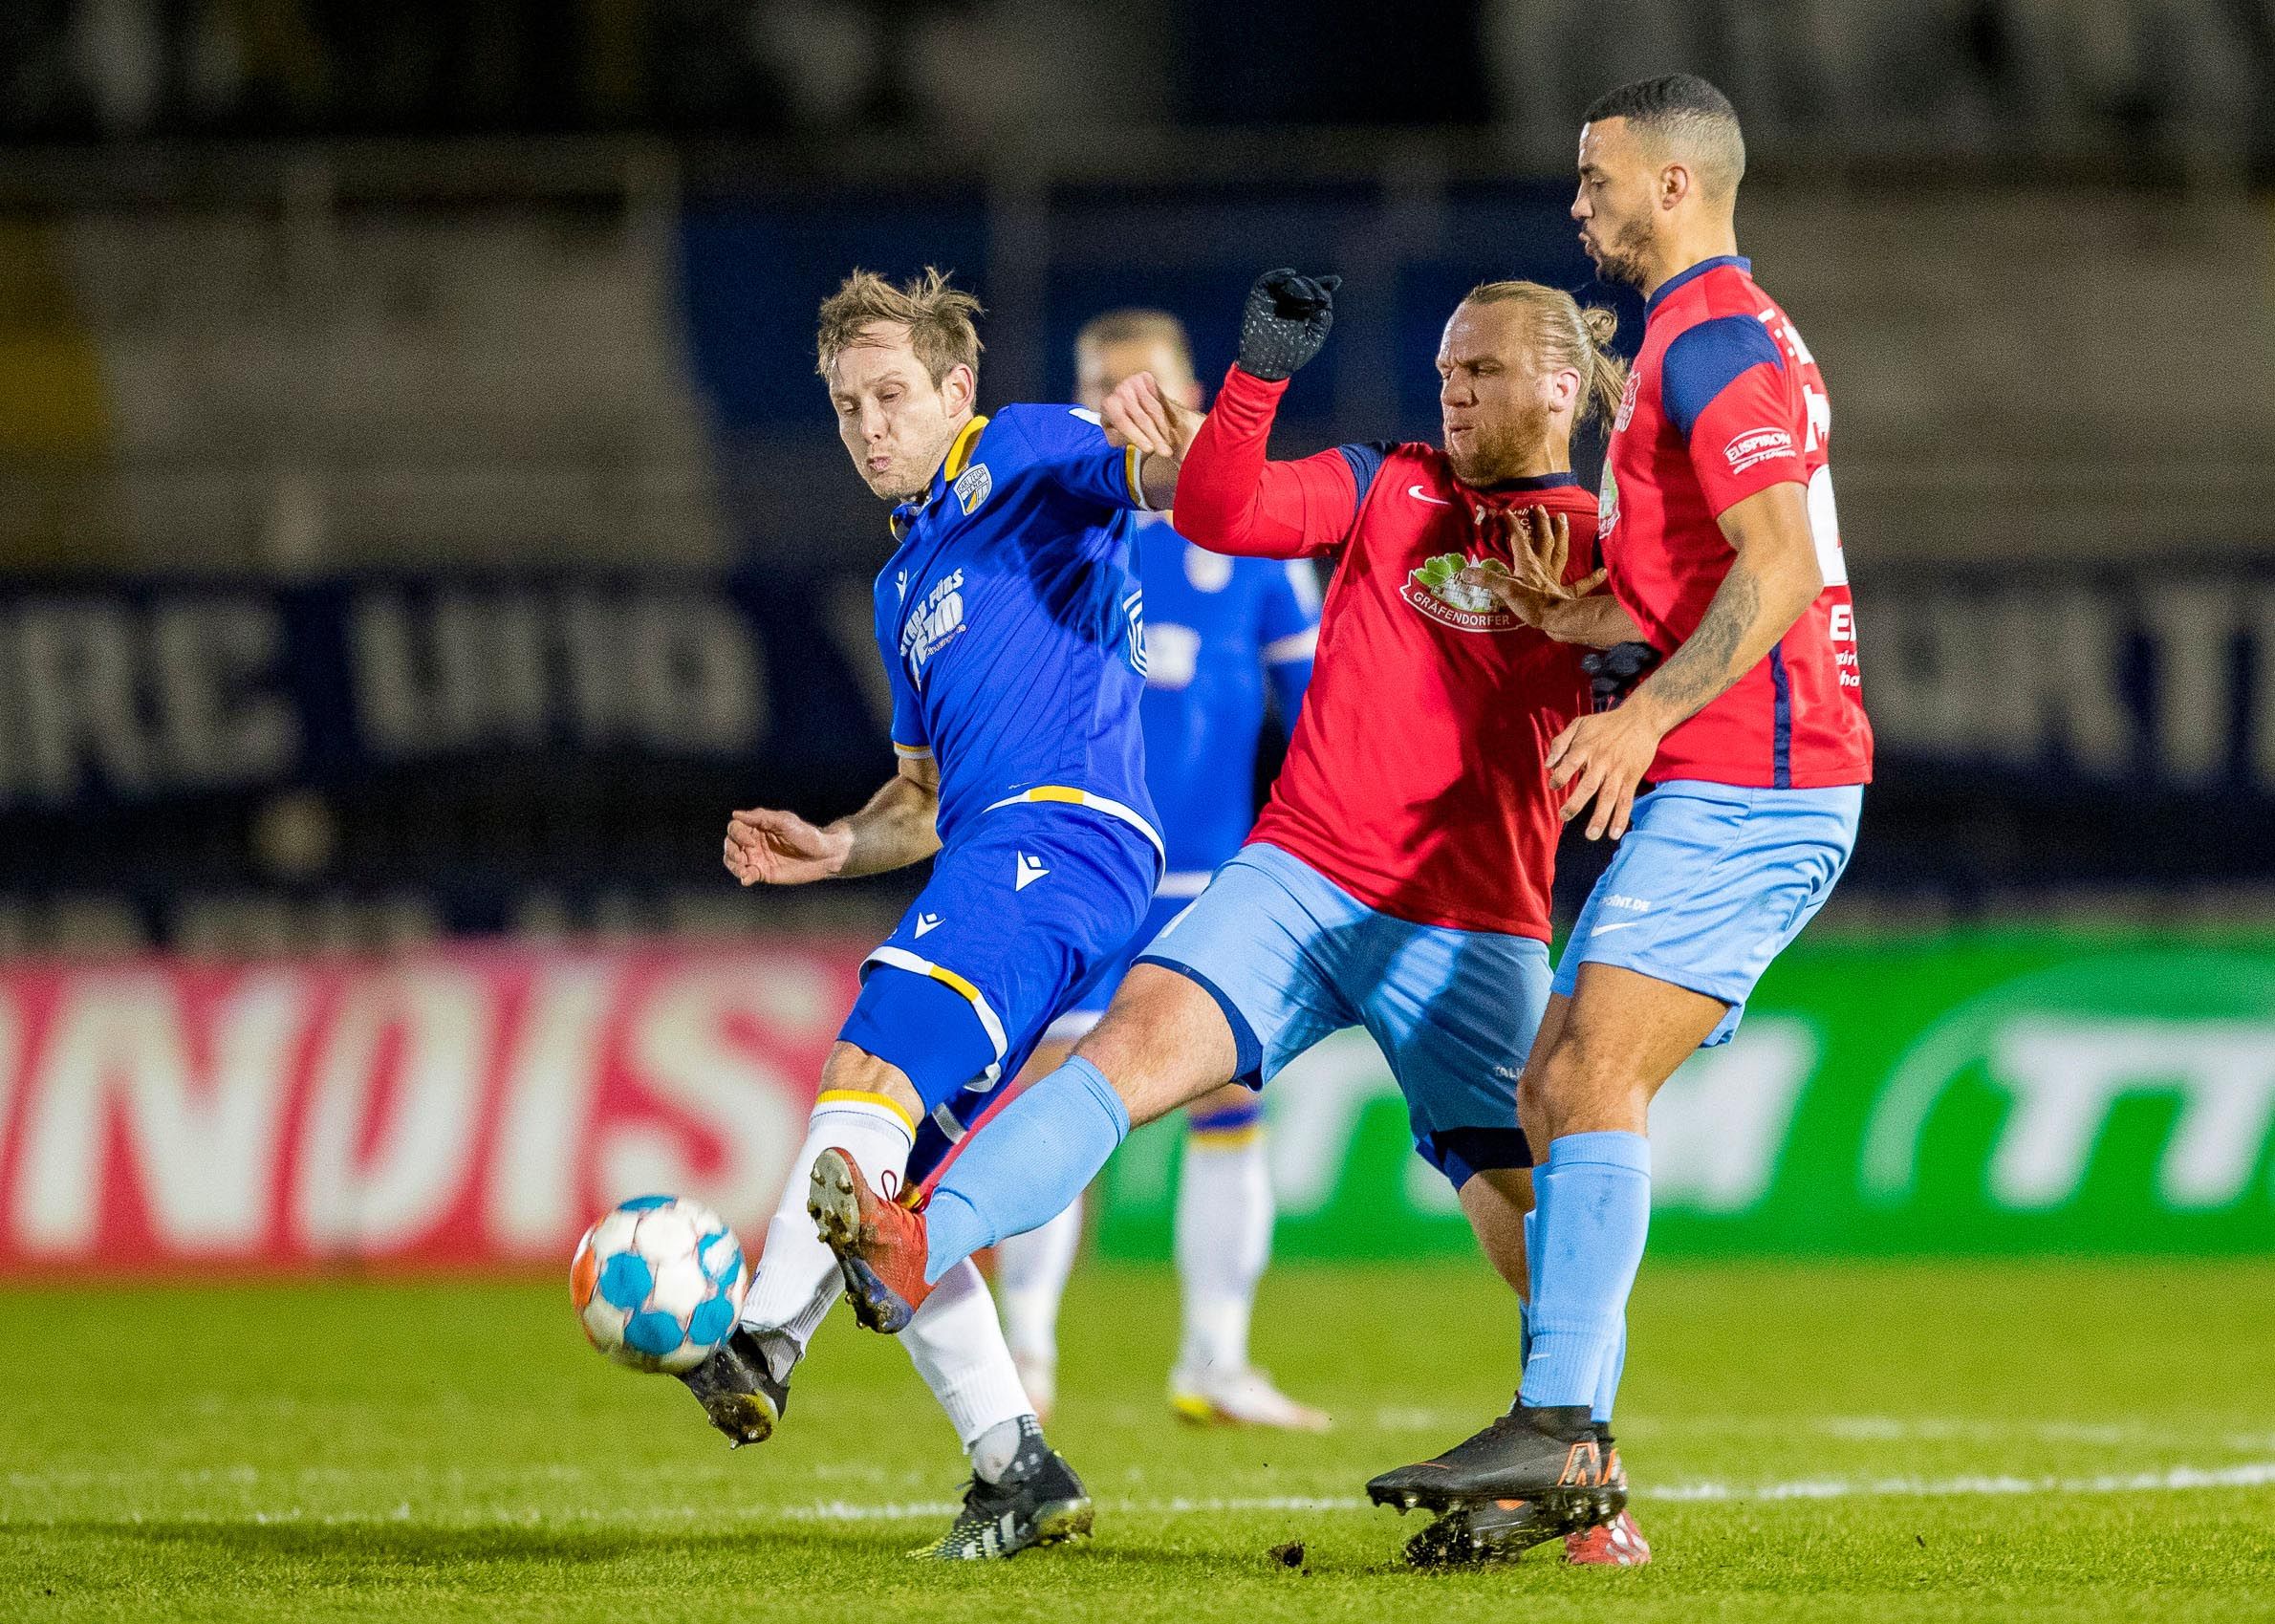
[8,1258,2275,1622]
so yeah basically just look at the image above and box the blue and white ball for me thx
[572,1195,748,1375]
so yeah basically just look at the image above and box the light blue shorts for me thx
[1553,779,1863,1046]
[1137,842,1553,1183]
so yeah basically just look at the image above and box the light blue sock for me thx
[923,1056,1129,1285]
[1519,1131,1650,1414]
[1518,1205,1541,1374]
[1592,1322,1627,1426]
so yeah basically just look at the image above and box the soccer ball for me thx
[571,1194,748,1375]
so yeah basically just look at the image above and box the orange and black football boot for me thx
[808,1147,935,1332]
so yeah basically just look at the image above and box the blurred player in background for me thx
[812,267,1659,1565]
[686,267,1181,1561]
[989,310,1325,1431]
[1369,73,1872,1560]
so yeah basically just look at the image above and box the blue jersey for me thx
[1134,513,1318,881]
[878,404,1162,860]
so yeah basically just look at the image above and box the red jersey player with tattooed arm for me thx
[1369,74,1873,1560]
[805,270,1654,1567]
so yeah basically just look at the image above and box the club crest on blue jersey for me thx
[953,462,992,514]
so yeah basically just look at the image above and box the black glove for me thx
[1236,269,1341,381]
[1581,641,1662,711]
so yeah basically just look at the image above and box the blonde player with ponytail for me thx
[811,269,1657,1566]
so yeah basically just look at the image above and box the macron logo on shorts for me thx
[914,912,943,938]
[1015,853,1051,891]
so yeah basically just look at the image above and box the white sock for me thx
[1175,1127,1271,1375]
[900,1257,1035,1452]
[738,1095,913,1381]
[968,1416,1030,1484]
[993,1191,1083,1370]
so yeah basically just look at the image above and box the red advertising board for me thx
[0,944,856,1271]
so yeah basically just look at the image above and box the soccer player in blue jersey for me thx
[680,268,1179,1561]
[990,310,1327,1431]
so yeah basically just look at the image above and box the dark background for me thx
[1,1,2270,956]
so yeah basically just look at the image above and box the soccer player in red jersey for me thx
[809,271,1650,1563]
[1369,74,1872,1558]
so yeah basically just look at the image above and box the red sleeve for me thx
[1172,365,1360,559]
[1685,361,1809,518]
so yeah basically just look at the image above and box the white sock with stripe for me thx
[738,1093,913,1382]
[993,1191,1083,1372]
[1175,1120,1272,1377]
[901,1257,1037,1455]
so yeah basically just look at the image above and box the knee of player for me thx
[1524,1030,1614,1107]
[1515,1063,1552,1127]
[819,1040,924,1119]
[1070,964,1238,1121]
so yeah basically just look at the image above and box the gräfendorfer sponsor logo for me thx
[1399,553,1523,634]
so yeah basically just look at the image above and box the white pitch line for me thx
[15,1465,2271,1531]
[770,1463,2275,1520]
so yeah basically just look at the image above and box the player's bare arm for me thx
[1546,479,1821,839]
[1100,369,1202,507]
[723,752,941,885]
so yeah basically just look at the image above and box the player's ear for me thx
[1658,160,1692,212]
[939,363,976,417]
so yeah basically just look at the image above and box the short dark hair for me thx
[1583,73,1746,197]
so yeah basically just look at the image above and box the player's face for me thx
[1075,336,1200,413]
[827,324,973,503]
[1572,118,1658,289]
[1437,302,1555,487]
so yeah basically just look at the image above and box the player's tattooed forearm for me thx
[1645,559,1759,722]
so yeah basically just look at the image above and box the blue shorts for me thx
[1042,872,1210,1040]
[1553,779,1863,1046]
[836,804,1157,1169]
[1138,842,1553,1185]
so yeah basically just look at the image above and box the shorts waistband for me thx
[981,786,1167,870]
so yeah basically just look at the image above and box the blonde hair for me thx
[1461,280,1628,426]
[816,267,984,385]
[1075,308,1193,371]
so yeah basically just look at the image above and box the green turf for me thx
[8,1258,2275,1621]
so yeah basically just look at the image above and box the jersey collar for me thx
[1477,471,1581,494]
[1645,254,1751,320]
[889,414,989,542]
[1454,469,1581,526]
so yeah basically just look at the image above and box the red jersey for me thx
[1172,365,1593,939]
[1601,255,1873,788]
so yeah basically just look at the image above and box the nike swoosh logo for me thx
[1407,485,1453,506]
[1589,920,1645,936]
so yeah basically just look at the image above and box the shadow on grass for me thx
[38,1514,1554,1596]
[54,1518,918,1568]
